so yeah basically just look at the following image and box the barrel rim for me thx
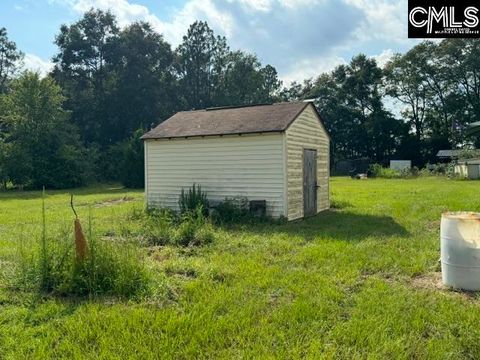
[442,211,480,220]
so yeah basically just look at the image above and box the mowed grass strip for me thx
[1,177,480,359]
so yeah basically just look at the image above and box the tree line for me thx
[0,10,282,189]
[283,39,480,167]
[1,8,480,189]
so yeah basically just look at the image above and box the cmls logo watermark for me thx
[408,0,480,38]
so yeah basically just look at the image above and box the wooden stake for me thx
[74,218,88,261]
[71,194,88,261]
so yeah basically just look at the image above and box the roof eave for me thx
[142,129,285,141]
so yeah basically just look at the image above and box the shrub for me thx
[211,197,279,225]
[193,224,216,246]
[368,163,456,179]
[179,184,209,215]
[142,208,176,246]
[212,197,250,224]
[174,206,214,246]
[368,164,400,179]
[396,167,420,179]
[141,206,214,247]
[173,220,196,246]
[414,163,454,178]
[429,163,454,176]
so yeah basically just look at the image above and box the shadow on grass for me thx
[232,210,409,242]
[329,199,353,210]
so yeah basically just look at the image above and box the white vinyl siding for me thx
[145,133,286,218]
[285,105,330,220]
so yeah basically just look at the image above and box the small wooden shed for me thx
[142,101,330,220]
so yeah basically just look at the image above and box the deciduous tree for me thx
[0,72,86,189]
[0,27,23,94]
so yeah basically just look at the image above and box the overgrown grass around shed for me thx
[1,178,480,358]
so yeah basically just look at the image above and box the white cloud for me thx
[23,54,54,76]
[48,0,414,83]
[233,0,273,12]
[279,0,325,8]
[282,48,396,86]
[56,0,234,46]
[343,0,408,44]
[371,48,394,68]
[51,0,357,83]
[72,0,154,23]
[159,0,234,44]
[227,0,324,13]
[281,54,346,85]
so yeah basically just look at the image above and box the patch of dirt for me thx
[164,266,198,280]
[149,247,174,262]
[93,196,134,208]
[411,272,445,291]
[425,220,440,232]
[410,272,480,300]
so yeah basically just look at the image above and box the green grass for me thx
[1,178,480,358]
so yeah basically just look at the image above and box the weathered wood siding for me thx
[286,104,330,220]
[145,133,286,218]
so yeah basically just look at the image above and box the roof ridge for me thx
[205,103,272,111]
[177,101,309,113]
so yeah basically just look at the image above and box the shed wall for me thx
[467,164,480,179]
[285,105,330,220]
[454,164,468,178]
[145,133,286,218]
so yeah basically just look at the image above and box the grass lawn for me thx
[1,178,480,359]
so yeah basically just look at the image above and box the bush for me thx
[212,197,250,224]
[142,208,176,246]
[141,206,214,247]
[13,197,150,298]
[368,164,401,179]
[174,207,214,246]
[179,184,209,215]
[412,163,454,178]
[369,163,456,179]
[211,197,280,225]
[427,163,454,176]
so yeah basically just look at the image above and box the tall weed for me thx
[179,184,209,215]
[13,198,151,298]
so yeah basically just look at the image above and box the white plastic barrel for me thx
[441,212,480,291]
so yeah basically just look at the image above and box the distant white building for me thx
[390,160,411,172]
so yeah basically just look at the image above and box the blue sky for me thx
[0,0,419,84]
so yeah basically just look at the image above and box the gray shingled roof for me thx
[142,102,312,140]
[437,150,460,158]
[437,149,480,158]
